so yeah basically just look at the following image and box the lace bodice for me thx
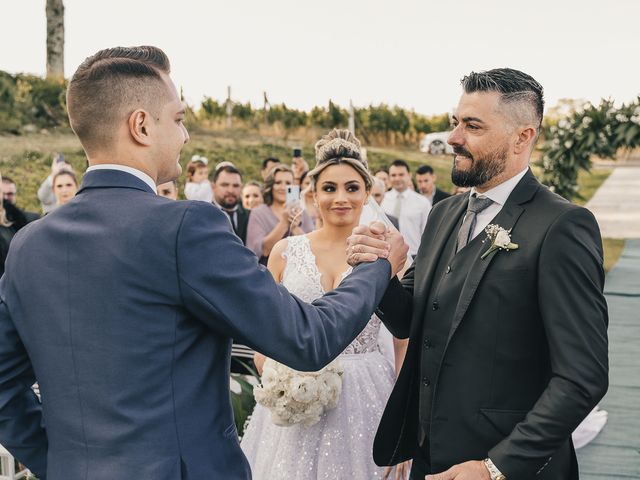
[281,235,381,355]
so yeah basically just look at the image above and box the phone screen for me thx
[285,185,300,207]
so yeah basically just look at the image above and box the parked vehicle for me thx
[420,131,454,155]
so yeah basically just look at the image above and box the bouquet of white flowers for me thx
[253,358,344,427]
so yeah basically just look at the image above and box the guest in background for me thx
[260,157,281,180]
[38,153,74,214]
[211,165,250,245]
[0,173,28,276]
[374,167,391,191]
[2,176,40,222]
[371,178,399,230]
[300,171,321,229]
[157,181,178,200]
[52,170,78,207]
[184,155,213,202]
[247,164,313,265]
[382,159,430,257]
[242,181,263,210]
[416,164,451,206]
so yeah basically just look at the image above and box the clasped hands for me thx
[346,221,408,278]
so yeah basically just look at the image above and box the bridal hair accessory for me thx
[190,154,208,165]
[481,224,519,259]
[253,358,344,427]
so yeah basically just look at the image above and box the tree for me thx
[46,0,65,79]
[540,97,640,200]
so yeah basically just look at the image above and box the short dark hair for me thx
[416,165,434,175]
[1,176,15,185]
[262,157,280,170]
[390,159,410,172]
[212,165,242,183]
[67,46,172,153]
[460,68,544,132]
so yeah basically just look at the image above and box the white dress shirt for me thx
[468,167,529,240]
[381,188,431,256]
[86,164,157,192]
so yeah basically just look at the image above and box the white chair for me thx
[0,444,31,480]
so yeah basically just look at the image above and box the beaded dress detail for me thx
[241,235,396,479]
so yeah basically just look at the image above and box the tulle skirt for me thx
[241,351,395,479]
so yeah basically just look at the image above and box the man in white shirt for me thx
[381,159,431,257]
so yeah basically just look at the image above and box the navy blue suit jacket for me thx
[0,170,391,480]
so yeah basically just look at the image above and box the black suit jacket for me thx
[375,170,608,479]
[432,187,451,206]
[235,205,250,245]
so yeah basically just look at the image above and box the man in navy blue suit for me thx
[0,46,407,480]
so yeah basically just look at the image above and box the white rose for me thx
[494,230,511,248]
[290,376,319,404]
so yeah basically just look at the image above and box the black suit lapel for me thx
[411,194,469,337]
[446,169,540,344]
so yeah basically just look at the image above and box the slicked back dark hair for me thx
[461,68,544,132]
[67,46,172,152]
[416,165,434,175]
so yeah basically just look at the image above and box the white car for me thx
[420,131,454,155]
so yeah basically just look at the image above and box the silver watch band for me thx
[483,458,506,480]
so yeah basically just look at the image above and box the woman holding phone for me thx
[246,164,314,265]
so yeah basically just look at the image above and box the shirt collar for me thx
[470,167,529,206]
[86,164,157,193]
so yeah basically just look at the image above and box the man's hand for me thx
[426,461,491,480]
[347,221,408,278]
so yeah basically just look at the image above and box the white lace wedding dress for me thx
[240,235,396,479]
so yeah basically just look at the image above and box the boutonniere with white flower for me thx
[481,224,519,259]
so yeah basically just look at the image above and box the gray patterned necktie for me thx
[456,194,494,252]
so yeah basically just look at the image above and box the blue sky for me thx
[2,0,639,115]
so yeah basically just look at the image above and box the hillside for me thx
[0,129,456,213]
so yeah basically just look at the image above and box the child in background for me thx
[184,155,213,202]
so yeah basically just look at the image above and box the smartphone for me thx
[285,185,300,207]
[54,154,66,164]
[292,148,302,158]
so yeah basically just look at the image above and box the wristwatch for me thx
[483,458,506,480]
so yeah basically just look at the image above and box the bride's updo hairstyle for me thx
[307,129,373,192]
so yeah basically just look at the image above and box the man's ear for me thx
[514,126,537,154]
[128,109,152,146]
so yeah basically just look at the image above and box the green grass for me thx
[603,238,626,274]
[574,168,613,206]
[0,130,448,213]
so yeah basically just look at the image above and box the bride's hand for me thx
[347,222,390,265]
[383,460,411,480]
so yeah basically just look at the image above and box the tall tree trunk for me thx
[46,0,65,79]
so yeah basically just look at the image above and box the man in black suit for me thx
[211,164,250,245]
[416,165,451,207]
[2,176,40,223]
[349,68,608,480]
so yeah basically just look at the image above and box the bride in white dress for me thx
[241,129,410,479]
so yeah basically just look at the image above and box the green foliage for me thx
[0,70,68,133]
[540,97,640,200]
[196,95,449,144]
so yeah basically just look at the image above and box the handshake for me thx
[347,222,409,278]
